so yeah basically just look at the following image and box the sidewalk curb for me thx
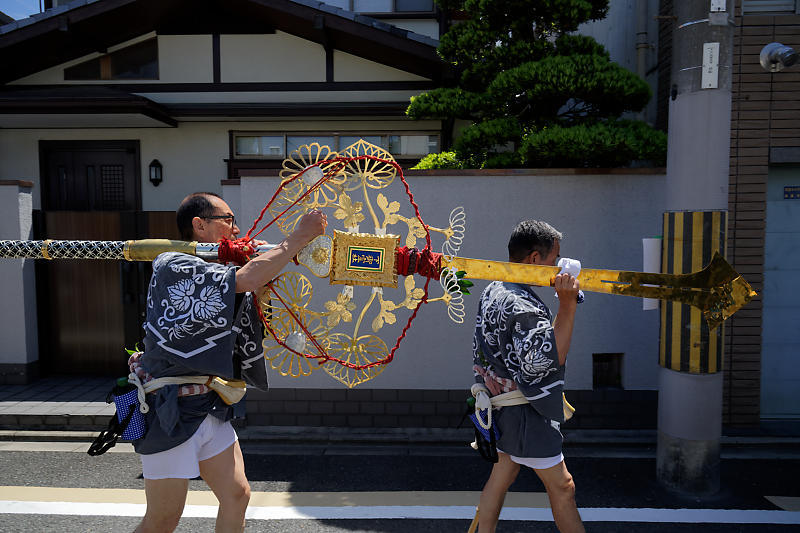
[2,426,799,448]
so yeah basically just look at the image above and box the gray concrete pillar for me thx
[657,0,735,495]
[0,180,39,384]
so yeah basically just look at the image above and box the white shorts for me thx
[498,449,564,470]
[141,414,238,480]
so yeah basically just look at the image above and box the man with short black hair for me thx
[133,192,326,533]
[472,219,584,533]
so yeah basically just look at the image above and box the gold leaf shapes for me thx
[333,192,366,229]
[404,218,428,247]
[376,276,424,325]
[261,313,329,378]
[271,271,314,313]
[371,297,397,332]
[340,140,397,190]
[267,185,314,236]
[376,193,402,227]
[323,292,356,328]
[270,142,347,235]
[402,275,425,309]
[322,333,388,388]
[258,272,329,378]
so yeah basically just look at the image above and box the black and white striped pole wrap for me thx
[0,239,274,262]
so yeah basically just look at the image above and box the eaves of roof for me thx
[0,0,443,85]
[0,86,177,126]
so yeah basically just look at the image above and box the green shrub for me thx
[520,121,667,168]
[412,151,465,170]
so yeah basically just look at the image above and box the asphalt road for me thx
[0,441,798,532]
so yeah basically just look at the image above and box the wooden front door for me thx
[37,141,146,375]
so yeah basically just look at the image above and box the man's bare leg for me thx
[477,452,520,533]
[135,478,189,533]
[199,441,251,533]
[533,460,585,533]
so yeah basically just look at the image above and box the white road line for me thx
[1,501,799,524]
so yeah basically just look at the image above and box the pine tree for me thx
[408,0,667,168]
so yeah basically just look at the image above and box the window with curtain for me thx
[231,133,440,159]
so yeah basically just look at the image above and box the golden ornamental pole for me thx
[0,231,757,330]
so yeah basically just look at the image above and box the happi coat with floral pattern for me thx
[472,281,565,458]
[133,252,268,455]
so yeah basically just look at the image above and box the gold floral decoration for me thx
[323,292,356,328]
[259,272,330,378]
[269,143,348,235]
[332,193,365,229]
[323,333,388,388]
[340,139,397,191]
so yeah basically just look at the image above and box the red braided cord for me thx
[395,246,410,276]
[395,246,442,278]
[218,238,253,266]
[417,248,442,278]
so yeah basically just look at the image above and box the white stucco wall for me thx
[157,35,214,83]
[239,170,666,392]
[334,51,430,82]
[221,32,327,83]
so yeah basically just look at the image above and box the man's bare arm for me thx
[553,273,579,366]
[235,210,326,293]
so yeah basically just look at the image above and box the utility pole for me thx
[657,0,735,495]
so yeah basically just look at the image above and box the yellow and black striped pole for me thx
[660,210,727,374]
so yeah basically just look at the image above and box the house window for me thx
[741,0,799,14]
[235,135,285,158]
[231,132,440,160]
[64,39,158,80]
[354,0,393,12]
[395,0,434,11]
[287,136,337,155]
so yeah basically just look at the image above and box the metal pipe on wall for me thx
[636,0,649,121]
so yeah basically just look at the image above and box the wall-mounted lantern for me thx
[148,159,163,187]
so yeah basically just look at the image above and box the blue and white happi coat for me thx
[134,252,268,455]
[473,281,565,458]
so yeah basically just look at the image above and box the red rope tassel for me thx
[395,246,442,279]
[218,237,252,266]
[395,246,410,276]
[417,248,442,279]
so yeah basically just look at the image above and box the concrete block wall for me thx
[243,388,658,430]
